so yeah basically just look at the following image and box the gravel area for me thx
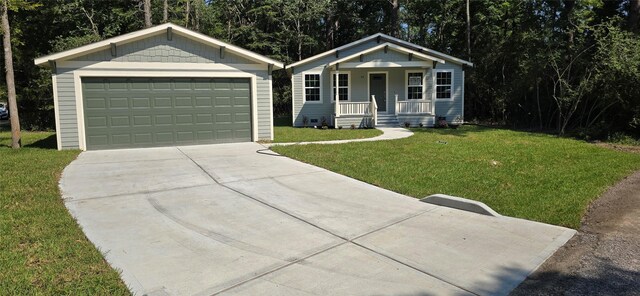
[511,170,640,295]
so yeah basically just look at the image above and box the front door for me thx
[369,73,387,112]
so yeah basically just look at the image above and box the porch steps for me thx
[376,114,400,127]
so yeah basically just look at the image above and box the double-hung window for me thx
[332,72,349,101]
[407,72,424,100]
[435,71,453,100]
[304,74,321,102]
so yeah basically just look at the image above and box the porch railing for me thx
[339,102,372,115]
[333,97,378,127]
[395,100,432,115]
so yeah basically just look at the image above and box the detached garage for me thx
[34,23,283,150]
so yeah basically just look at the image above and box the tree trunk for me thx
[561,0,575,46]
[466,0,471,60]
[163,0,168,23]
[194,0,200,31]
[389,0,399,37]
[630,0,640,33]
[185,0,190,28]
[144,0,152,28]
[2,0,20,148]
[325,5,335,50]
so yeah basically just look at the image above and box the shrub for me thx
[302,116,309,127]
[320,116,328,128]
[350,124,356,129]
[404,121,411,128]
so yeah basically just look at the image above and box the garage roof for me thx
[34,23,284,69]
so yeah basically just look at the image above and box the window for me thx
[436,71,453,99]
[304,74,321,102]
[407,72,423,100]
[332,72,349,101]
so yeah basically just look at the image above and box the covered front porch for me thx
[329,43,443,128]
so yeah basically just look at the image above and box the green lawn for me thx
[0,131,129,295]
[272,125,640,228]
[273,126,383,143]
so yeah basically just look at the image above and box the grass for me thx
[272,125,640,228]
[271,115,382,143]
[273,126,383,143]
[0,131,130,295]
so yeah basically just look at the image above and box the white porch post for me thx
[334,64,340,127]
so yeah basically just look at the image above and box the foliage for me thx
[1,0,639,137]
[272,126,640,228]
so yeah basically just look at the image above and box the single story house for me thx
[34,23,283,151]
[287,33,473,128]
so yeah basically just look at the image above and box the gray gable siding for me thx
[433,63,464,122]
[255,71,272,139]
[56,69,80,149]
[73,33,257,64]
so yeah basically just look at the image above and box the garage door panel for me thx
[134,133,153,144]
[153,97,173,108]
[215,97,231,106]
[112,134,132,145]
[83,77,251,150]
[235,113,251,123]
[173,80,192,90]
[85,98,107,109]
[109,98,129,109]
[132,98,151,109]
[175,114,195,125]
[175,97,193,107]
[234,96,251,106]
[176,131,195,142]
[133,115,152,127]
[154,115,173,125]
[156,132,174,143]
[196,114,213,124]
[195,96,213,107]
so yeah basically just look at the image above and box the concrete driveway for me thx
[60,143,575,296]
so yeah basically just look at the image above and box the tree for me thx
[2,0,20,148]
[163,0,168,23]
[143,0,152,27]
[630,0,640,33]
[465,0,470,60]
[388,0,399,37]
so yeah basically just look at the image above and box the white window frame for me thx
[434,69,454,101]
[330,71,351,102]
[302,71,323,104]
[405,70,427,101]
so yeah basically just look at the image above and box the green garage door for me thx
[82,77,252,150]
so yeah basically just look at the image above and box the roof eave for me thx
[34,23,284,69]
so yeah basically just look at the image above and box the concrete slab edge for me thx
[420,194,502,217]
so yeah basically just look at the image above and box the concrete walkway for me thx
[268,127,413,146]
[60,143,575,296]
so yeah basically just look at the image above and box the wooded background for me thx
[3,0,640,140]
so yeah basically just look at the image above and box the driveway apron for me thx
[60,143,575,296]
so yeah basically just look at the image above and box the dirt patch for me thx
[511,170,640,295]
[594,142,640,154]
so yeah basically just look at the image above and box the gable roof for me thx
[34,23,284,69]
[288,33,473,68]
[328,42,445,66]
